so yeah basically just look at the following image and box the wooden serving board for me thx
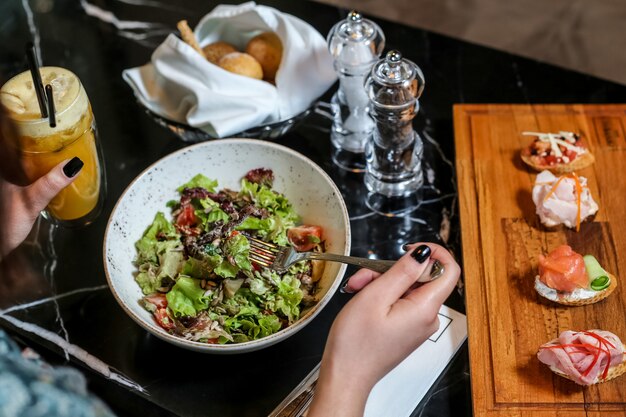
[454,104,626,417]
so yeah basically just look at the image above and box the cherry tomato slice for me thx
[176,204,198,227]
[154,308,175,331]
[145,294,168,309]
[287,225,323,252]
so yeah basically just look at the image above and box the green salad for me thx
[134,168,323,344]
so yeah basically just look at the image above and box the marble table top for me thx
[0,0,624,416]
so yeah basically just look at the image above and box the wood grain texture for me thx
[454,104,626,417]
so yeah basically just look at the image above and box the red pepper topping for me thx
[540,331,616,380]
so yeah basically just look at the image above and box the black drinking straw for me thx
[25,42,48,119]
[45,84,56,128]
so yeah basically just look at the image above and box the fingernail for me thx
[63,157,84,178]
[402,243,410,251]
[339,278,354,294]
[411,244,431,263]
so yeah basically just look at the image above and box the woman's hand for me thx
[0,157,83,259]
[308,243,460,417]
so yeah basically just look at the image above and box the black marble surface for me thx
[0,0,625,416]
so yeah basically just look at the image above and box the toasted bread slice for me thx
[534,273,617,306]
[521,150,595,174]
[549,344,626,385]
[177,20,205,58]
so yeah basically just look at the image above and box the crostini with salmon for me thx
[534,245,617,306]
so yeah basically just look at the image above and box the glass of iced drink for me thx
[0,67,105,226]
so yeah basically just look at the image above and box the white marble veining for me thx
[0,285,108,316]
[410,217,428,225]
[349,211,377,221]
[313,102,335,125]
[439,208,451,243]
[114,0,190,14]
[0,314,146,394]
[0,275,143,393]
[21,0,41,64]
[80,0,162,30]
[42,224,72,361]
[313,100,457,231]
[422,129,454,172]
[79,0,170,48]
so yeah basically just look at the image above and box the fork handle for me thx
[306,253,396,273]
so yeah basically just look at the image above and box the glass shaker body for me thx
[327,11,385,171]
[364,51,425,197]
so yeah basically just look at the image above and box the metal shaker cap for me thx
[327,11,385,70]
[366,50,425,106]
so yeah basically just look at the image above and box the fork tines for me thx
[248,236,279,268]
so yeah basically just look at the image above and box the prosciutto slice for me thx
[537,330,624,385]
[532,170,598,229]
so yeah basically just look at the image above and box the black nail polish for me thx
[411,245,431,263]
[402,243,409,251]
[339,278,353,294]
[63,157,84,178]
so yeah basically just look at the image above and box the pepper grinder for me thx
[364,50,425,212]
[327,11,385,172]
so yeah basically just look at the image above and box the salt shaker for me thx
[327,11,385,171]
[364,50,425,198]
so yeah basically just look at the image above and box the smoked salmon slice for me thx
[538,245,588,292]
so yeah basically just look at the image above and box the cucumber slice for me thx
[583,255,611,291]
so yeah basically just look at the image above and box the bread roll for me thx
[218,52,263,80]
[203,41,238,65]
[245,32,283,81]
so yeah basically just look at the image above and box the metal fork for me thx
[248,236,444,278]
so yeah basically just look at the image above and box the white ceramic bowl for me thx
[104,139,350,353]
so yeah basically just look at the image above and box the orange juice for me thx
[1,67,104,223]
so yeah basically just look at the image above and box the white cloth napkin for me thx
[123,2,336,138]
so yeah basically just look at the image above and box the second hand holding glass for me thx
[0,46,105,227]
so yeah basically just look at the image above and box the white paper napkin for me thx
[364,305,468,417]
[268,305,467,417]
[123,2,336,138]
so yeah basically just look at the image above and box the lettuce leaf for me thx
[214,233,252,279]
[195,198,229,228]
[238,314,281,340]
[135,212,180,265]
[177,174,218,193]
[223,278,244,298]
[219,289,282,340]
[166,276,210,317]
[157,247,184,282]
[238,179,298,245]
[134,212,183,294]
[235,215,285,245]
[247,273,271,295]
[181,256,222,279]
[135,269,159,295]
[214,260,239,278]
[224,233,252,271]
[264,273,303,324]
